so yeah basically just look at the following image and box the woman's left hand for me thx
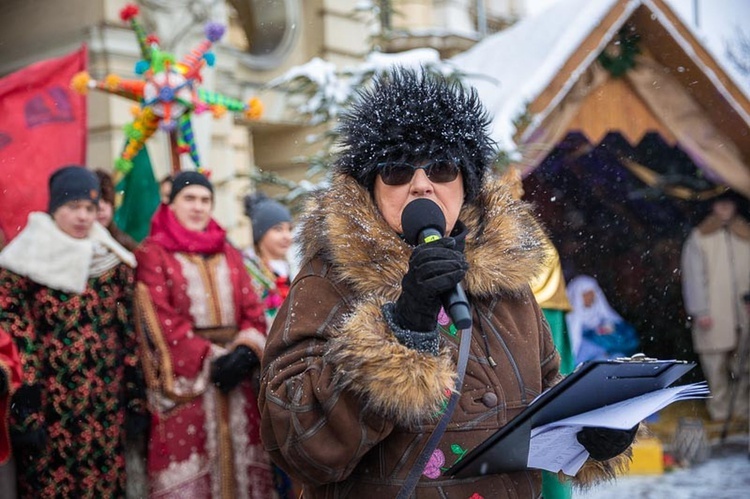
[577,424,638,461]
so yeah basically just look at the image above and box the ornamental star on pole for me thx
[71,3,262,176]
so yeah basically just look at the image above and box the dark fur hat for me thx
[333,67,496,201]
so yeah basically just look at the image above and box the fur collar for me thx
[0,212,136,294]
[297,174,550,300]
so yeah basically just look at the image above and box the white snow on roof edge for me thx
[450,0,621,152]
[642,0,750,126]
[451,0,750,154]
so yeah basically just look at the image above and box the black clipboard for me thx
[446,357,695,478]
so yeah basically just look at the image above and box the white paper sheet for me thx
[527,382,710,475]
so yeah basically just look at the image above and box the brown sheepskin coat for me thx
[259,174,631,498]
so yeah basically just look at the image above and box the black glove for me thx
[577,424,638,461]
[10,384,41,419]
[0,368,7,396]
[10,384,47,453]
[393,237,468,332]
[11,427,47,452]
[125,410,151,442]
[210,346,259,394]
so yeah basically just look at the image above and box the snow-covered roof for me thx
[450,0,620,150]
[450,0,750,153]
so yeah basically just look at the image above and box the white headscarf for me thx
[565,275,623,356]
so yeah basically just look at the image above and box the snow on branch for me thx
[268,48,466,126]
[252,48,469,206]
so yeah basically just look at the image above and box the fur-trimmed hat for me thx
[244,192,292,244]
[48,165,100,214]
[333,67,496,201]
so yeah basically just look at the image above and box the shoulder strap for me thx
[396,326,473,499]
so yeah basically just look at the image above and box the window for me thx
[229,0,300,69]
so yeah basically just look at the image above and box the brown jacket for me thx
[259,175,630,498]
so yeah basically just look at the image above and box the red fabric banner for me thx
[0,46,87,243]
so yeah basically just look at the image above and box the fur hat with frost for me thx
[333,67,496,201]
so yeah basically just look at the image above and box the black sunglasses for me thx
[378,161,460,186]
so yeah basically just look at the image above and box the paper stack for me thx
[527,382,710,475]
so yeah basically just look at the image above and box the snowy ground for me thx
[575,436,750,498]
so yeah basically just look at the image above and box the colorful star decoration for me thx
[71,3,263,176]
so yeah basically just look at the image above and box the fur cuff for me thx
[326,297,456,428]
[381,302,440,354]
[568,447,632,487]
[568,426,647,488]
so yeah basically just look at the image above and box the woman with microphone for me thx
[258,68,636,498]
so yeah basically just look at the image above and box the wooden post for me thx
[169,130,181,174]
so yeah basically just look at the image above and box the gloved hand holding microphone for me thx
[384,198,471,354]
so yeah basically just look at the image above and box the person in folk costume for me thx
[1,329,22,498]
[243,193,294,326]
[681,190,750,423]
[94,169,139,252]
[258,68,638,499]
[93,170,148,499]
[0,165,146,497]
[134,171,274,498]
[242,193,297,499]
[565,275,640,365]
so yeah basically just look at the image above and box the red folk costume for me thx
[135,204,273,498]
[0,329,21,464]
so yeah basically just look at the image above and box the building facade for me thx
[0,0,527,244]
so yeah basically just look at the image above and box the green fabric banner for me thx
[114,146,160,243]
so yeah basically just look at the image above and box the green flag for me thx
[114,146,161,243]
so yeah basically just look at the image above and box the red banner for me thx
[0,46,87,242]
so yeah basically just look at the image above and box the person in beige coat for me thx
[681,191,750,422]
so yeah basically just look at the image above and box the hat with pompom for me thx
[333,67,496,201]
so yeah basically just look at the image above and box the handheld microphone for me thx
[401,198,472,330]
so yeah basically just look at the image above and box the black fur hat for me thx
[333,67,496,201]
